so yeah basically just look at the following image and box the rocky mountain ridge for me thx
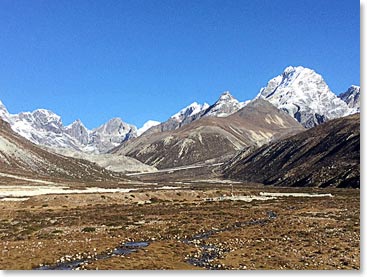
[0,66,360,154]
[0,101,137,153]
[0,118,122,181]
[223,113,360,188]
[111,98,305,169]
[142,91,247,136]
[338,85,360,114]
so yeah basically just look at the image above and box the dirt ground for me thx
[0,183,360,270]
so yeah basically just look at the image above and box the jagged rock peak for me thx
[31,109,62,125]
[203,90,246,118]
[66,119,86,129]
[0,100,10,122]
[171,102,210,121]
[339,85,360,113]
[257,66,350,128]
[218,91,236,101]
[93,117,135,134]
[64,119,90,145]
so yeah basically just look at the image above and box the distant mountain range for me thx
[0,65,360,188]
[0,66,360,154]
[110,98,305,169]
[0,102,138,153]
[0,117,122,181]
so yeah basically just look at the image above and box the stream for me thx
[35,211,276,270]
[35,241,149,270]
[183,210,277,269]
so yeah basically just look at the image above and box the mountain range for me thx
[0,117,122,181]
[110,98,305,169]
[0,102,138,154]
[0,65,360,183]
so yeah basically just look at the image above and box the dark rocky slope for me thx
[222,114,360,188]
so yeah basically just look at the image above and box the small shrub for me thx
[149,197,159,203]
[81,227,96,233]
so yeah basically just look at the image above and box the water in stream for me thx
[36,211,277,270]
[183,211,277,269]
[35,241,149,270]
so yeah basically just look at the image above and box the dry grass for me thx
[0,185,360,270]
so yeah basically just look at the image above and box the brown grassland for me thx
[0,183,360,270]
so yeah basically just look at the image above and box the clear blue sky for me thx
[0,0,359,129]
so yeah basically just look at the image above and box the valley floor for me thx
[0,181,360,270]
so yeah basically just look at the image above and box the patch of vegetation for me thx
[149,197,160,203]
[81,227,96,233]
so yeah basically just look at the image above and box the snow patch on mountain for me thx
[137,120,161,136]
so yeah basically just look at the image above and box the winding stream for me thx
[35,211,276,270]
[183,211,277,269]
[35,241,149,270]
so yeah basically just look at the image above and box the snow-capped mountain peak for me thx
[89,117,137,153]
[171,102,209,121]
[338,85,360,114]
[0,100,138,153]
[94,117,125,134]
[137,120,161,136]
[218,91,235,101]
[30,109,63,132]
[64,119,90,145]
[203,91,246,117]
[257,66,351,128]
[0,100,10,122]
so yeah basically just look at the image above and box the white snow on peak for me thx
[338,85,360,114]
[171,102,209,121]
[0,100,138,153]
[204,91,246,117]
[0,100,10,122]
[218,91,235,101]
[257,66,352,128]
[137,120,161,136]
[65,119,86,130]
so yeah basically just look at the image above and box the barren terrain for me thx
[0,180,359,270]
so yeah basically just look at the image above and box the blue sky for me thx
[0,0,360,129]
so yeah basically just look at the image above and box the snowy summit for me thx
[257,66,353,128]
